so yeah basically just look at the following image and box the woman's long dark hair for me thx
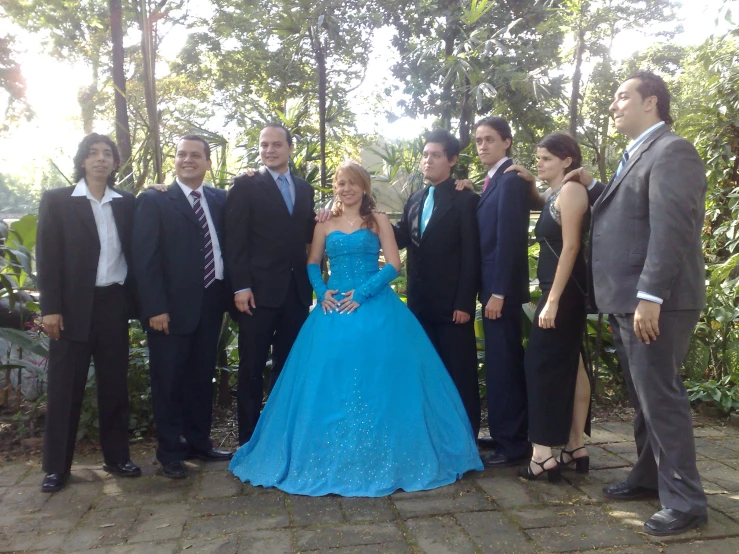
[331,161,378,231]
[72,133,121,187]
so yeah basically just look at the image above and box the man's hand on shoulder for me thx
[146,184,168,193]
[562,167,593,188]
[315,208,332,223]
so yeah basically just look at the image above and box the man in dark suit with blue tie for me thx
[225,124,317,445]
[133,135,233,479]
[393,130,481,439]
[475,116,531,467]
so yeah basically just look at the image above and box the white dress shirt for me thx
[487,156,510,300]
[176,179,225,281]
[71,179,127,287]
[486,156,510,180]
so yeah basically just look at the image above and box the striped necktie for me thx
[190,190,216,288]
[615,149,629,177]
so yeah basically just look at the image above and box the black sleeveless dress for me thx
[524,188,590,446]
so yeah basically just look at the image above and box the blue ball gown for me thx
[229,228,483,496]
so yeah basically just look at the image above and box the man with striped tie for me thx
[133,135,233,479]
[565,71,708,536]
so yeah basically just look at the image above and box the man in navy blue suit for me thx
[133,135,233,479]
[475,116,531,466]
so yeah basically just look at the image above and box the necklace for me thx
[347,216,360,227]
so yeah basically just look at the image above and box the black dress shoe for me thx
[161,461,188,479]
[41,473,68,493]
[103,461,142,478]
[187,447,233,462]
[644,508,707,536]
[482,451,528,468]
[602,480,659,500]
[476,436,498,450]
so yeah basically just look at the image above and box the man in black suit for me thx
[225,123,317,445]
[133,135,232,479]
[37,133,141,493]
[475,116,531,467]
[394,129,481,438]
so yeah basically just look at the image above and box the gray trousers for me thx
[610,311,707,516]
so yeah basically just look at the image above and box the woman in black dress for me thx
[507,133,591,482]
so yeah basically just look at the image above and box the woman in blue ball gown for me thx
[229,161,483,497]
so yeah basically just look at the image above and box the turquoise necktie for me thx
[277,174,293,215]
[420,186,435,235]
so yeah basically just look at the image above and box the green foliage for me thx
[686,376,739,415]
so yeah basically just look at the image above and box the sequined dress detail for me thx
[229,229,483,496]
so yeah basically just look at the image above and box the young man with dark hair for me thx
[37,133,140,492]
[474,116,532,467]
[393,129,482,439]
[225,123,318,445]
[565,70,708,536]
[133,135,233,479]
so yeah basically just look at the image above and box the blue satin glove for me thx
[307,263,328,300]
[353,265,398,305]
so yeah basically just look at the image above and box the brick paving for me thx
[2,418,739,553]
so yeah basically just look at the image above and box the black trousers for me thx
[147,280,225,464]
[417,315,481,439]
[43,284,131,475]
[483,298,529,458]
[237,275,308,444]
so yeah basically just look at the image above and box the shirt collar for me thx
[487,156,510,178]
[176,178,204,198]
[626,121,666,155]
[71,178,121,204]
[265,166,292,185]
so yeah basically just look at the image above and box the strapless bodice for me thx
[325,229,380,291]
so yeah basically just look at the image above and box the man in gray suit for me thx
[565,71,707,536]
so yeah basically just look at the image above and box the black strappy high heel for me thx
[558,446,590,474]
[517,456,561,483]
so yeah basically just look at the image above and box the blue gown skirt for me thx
[229,286,483,497]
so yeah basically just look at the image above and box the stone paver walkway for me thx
[2,419,739,553]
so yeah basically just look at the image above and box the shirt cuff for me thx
[235,288,251,295]
[492,294,505,300]
[637,291,663,304]
[586,178,598,190]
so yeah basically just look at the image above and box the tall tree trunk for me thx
[139,0,162,184]
[109,0,133,188]
[569,26,586,138]
[78,58,100,134]
[459,76,473,153]
[316,44,327,189]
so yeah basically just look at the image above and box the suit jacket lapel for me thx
[259,167,292,217]
[110,191,126,245]
[292,173,310,217]
[410,187,426,246]
[168,180,200,227]
[421,182,453,241]
[477,159,512,210]
[596,125,671,209]
[71,195,99,243]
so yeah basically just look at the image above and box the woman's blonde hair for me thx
[331,161,378,230]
